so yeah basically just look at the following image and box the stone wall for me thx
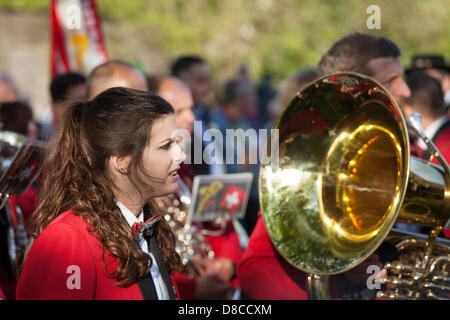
[0,10,51,122]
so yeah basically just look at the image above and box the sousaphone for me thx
[259,72,450,299]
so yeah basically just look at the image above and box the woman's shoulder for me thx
[48,209,91,229]
[25,210,100,268]
[36,210,96,247]
[18,210,98,299]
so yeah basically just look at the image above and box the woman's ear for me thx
[110,155,131,174]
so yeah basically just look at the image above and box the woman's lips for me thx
[168,167,180,179]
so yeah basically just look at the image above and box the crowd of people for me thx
[0,31,449,300]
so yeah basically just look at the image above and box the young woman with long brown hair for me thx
[16,87,186,299]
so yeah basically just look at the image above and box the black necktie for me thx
[136,232,177,300]
[127,215,177,300]
[145,235,177,300]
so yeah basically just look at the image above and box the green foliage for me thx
[97,0,450,83]
[1,0,449,84]
[0,0,47,11]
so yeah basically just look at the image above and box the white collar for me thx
[425,115,448,139]
[115,199,144,227]
[418,115,448,150]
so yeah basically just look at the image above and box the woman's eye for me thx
[161,142,172,150]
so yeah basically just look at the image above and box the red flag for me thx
[219,184,246,213]
[50,0,108,76]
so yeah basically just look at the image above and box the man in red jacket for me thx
[402,72,450,239]
[403,71,450,165]
[238,32,411,300]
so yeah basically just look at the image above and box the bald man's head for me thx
[149,75,195,133]
[87,60,148,99]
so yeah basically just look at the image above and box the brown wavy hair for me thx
[28,87,182,287]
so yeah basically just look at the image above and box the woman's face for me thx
[139,114,186,198]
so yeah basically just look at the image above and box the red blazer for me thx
[424,122,450,238]
[17,210,178,300]
[237,213,340,300]
[433,121,450,166]
[435,126,450,238]
[0,286,4,300]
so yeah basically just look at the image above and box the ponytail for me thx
[29,100,93,236]
[57,101,87,159]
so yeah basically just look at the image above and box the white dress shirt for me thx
[116,200,170,300]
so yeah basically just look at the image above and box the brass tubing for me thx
[398,157,450,227]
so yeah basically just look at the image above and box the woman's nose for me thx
[172,143,187,164]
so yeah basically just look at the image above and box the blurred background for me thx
[0,0,449,121]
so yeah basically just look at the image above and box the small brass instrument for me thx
[259,73,450,299]
[155,179,214,277]
[378,227,450,300]
[0,131,44,279]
